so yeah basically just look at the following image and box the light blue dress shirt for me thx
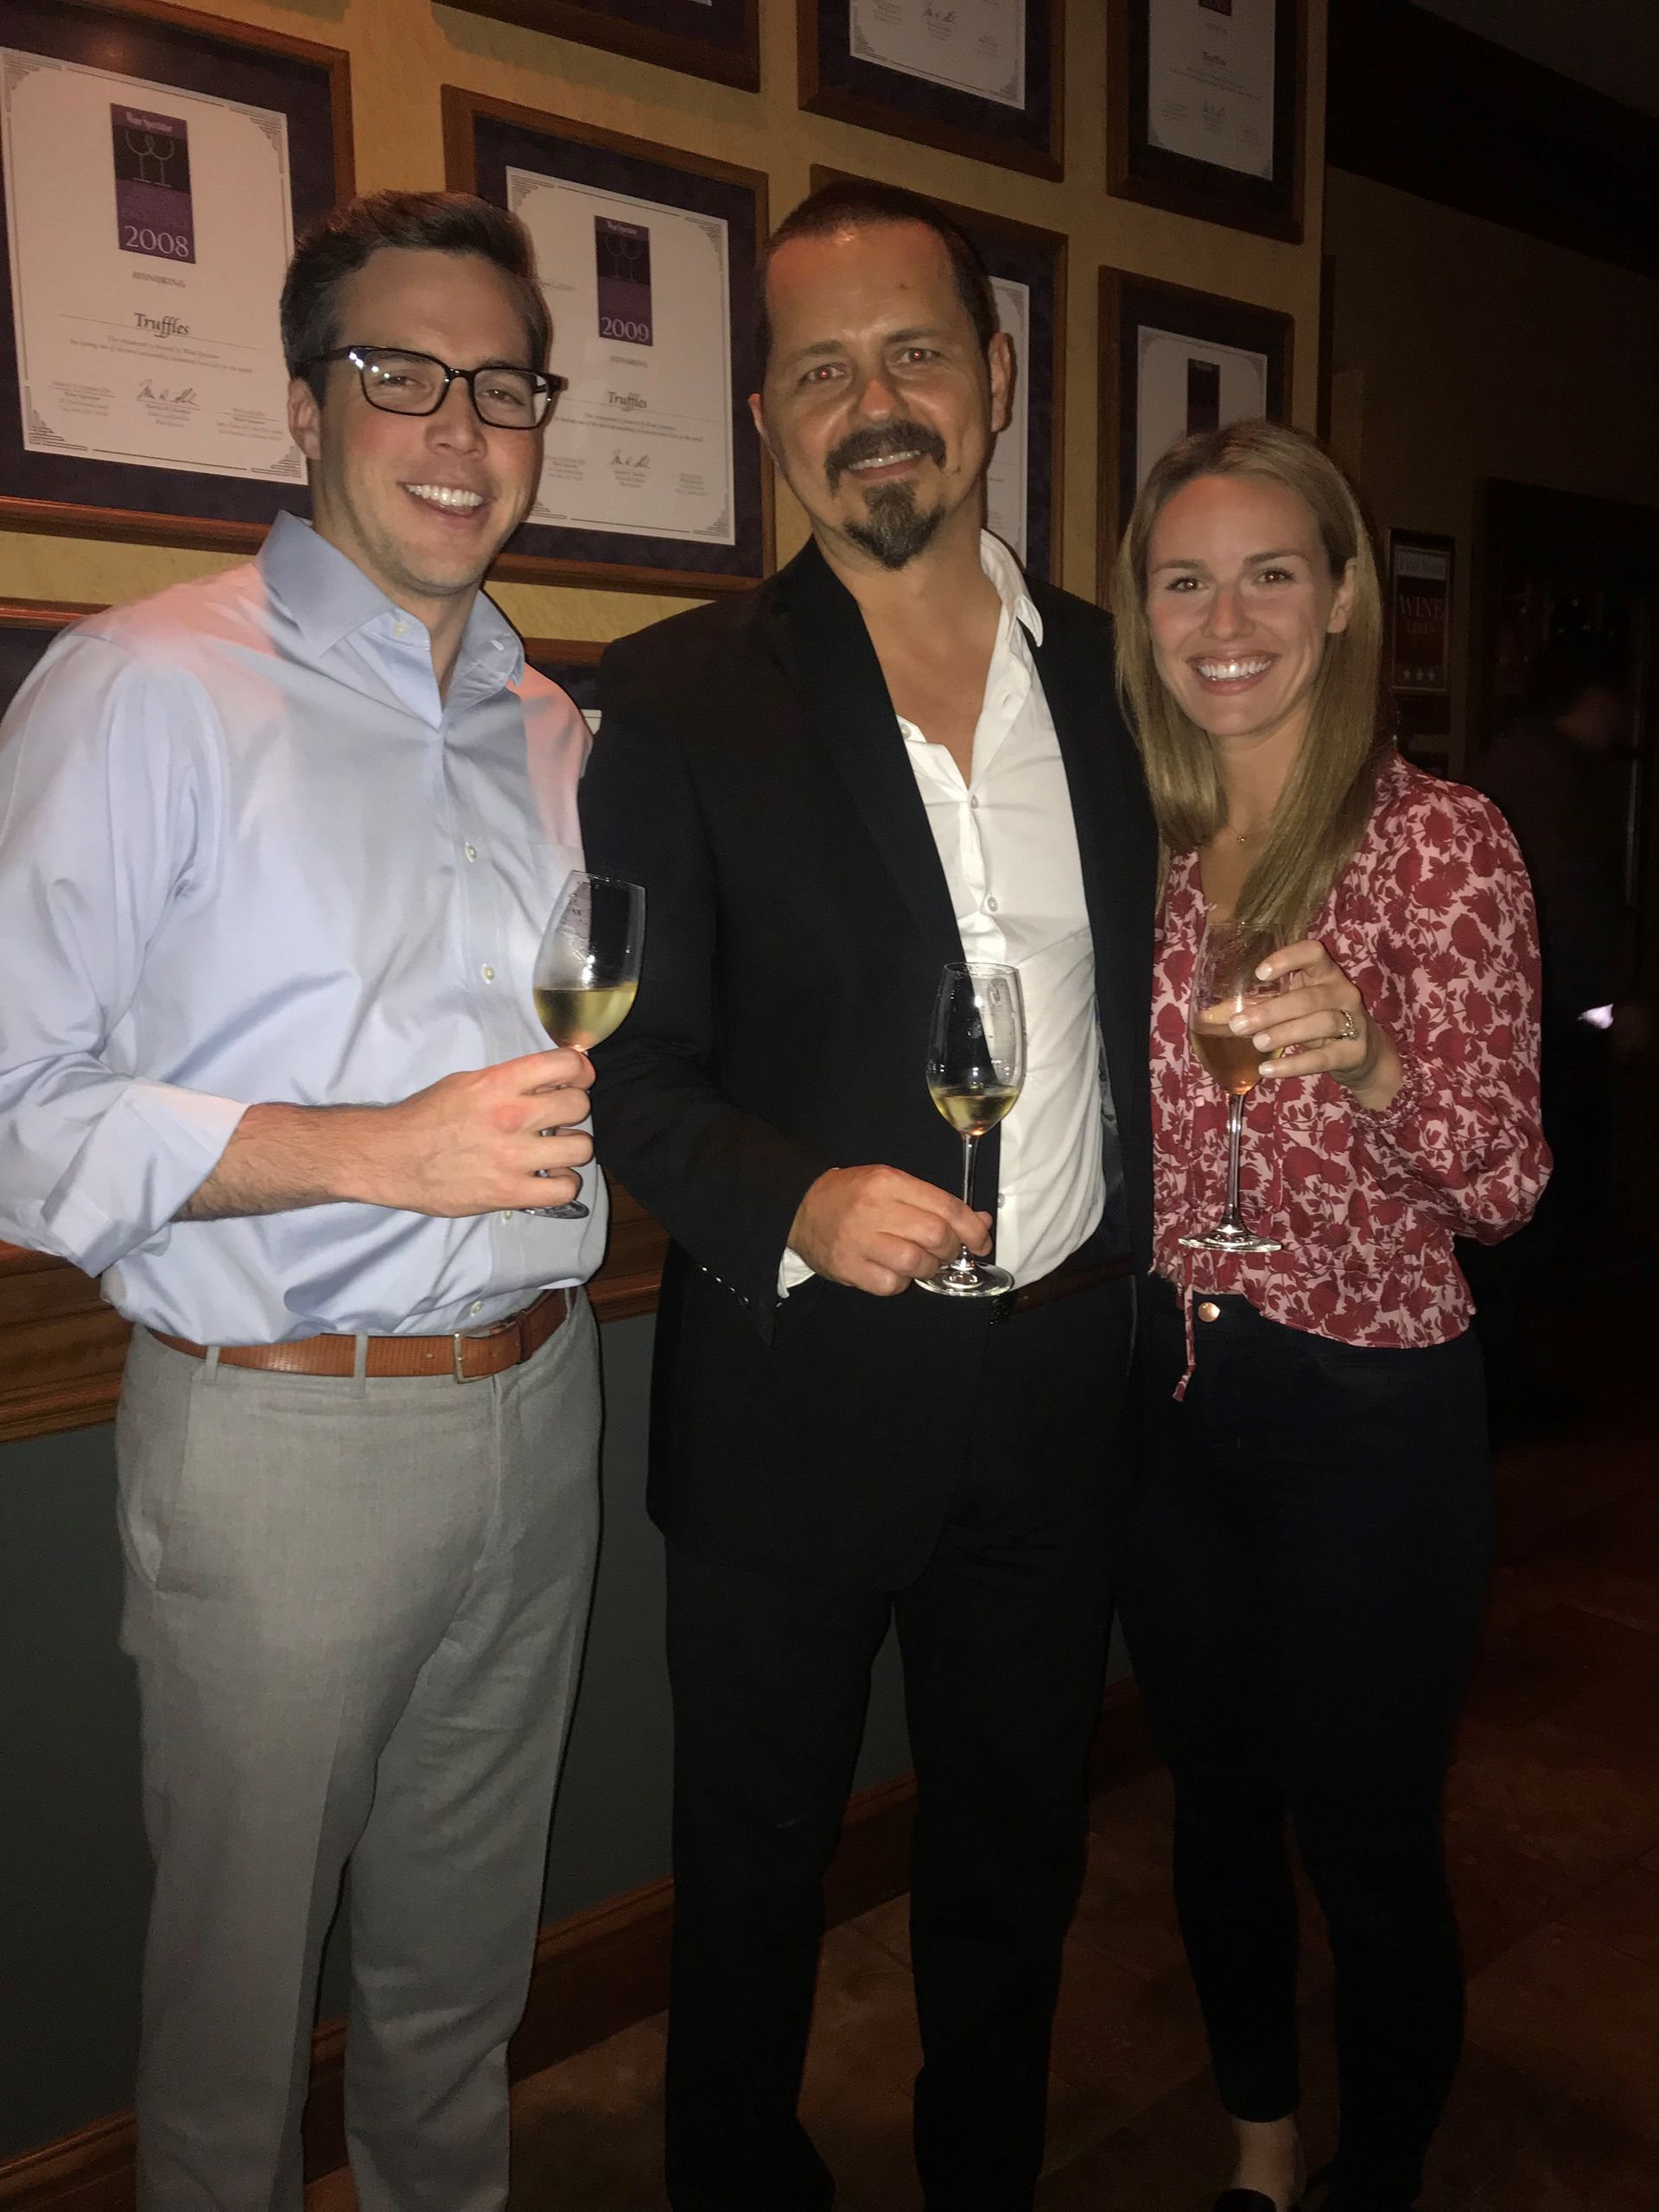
[0,512,607,1341]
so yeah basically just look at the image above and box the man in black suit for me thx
[581,180,1154,2211]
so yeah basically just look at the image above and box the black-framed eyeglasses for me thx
[303,345,563,429]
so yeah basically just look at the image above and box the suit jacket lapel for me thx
[768,543,964,972]
[1030,600,1155,1160]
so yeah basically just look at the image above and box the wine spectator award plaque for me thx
[1096,268,1293,582]
[1109,0,1304,242]
[0,0,351,550]
[446,89,771,593]
[800,0,1063,179]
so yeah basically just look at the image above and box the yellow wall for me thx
[1325,164,1659,769]
[0,0,1327,638]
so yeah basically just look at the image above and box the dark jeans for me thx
[1120,1280,1491,2211]
[662,1277,1134,2212]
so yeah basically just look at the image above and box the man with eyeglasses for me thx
[0,191,602,2210]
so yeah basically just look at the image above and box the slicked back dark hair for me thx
[756,180,997,379]
[280,190,551,404]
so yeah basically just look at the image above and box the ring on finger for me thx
[1335,1008,1358,1044]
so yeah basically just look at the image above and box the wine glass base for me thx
[1179,1224,1281,1254]
[519,1201,590,1220]
[916,1262,1016,1299]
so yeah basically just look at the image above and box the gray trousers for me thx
[115,1294,602,2212]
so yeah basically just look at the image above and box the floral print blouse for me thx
[1152,752,1550,1349]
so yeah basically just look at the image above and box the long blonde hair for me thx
[1110,419,1391,944]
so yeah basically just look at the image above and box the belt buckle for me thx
[452,1332,474,1383]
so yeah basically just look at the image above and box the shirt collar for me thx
[257,511,524,690]
[978,530,1043,649]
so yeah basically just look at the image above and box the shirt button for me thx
[393,620,408,638]
[481,963,495,982]
[1198,1300,1221,1323]
[464,842,477,861]
[470,1300,484,1316]
[499,1211,513,1223]
[985,895,999,913]
[969,795,980,810]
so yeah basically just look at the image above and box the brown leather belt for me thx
[998,1249,1135,1317]
[149,1286,573,1383]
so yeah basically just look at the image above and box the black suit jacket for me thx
[581,540,1155,1586]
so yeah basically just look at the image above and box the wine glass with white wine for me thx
[1179,920,1287,1254]
[918,959,1026,1299]
[525,871,645,1220]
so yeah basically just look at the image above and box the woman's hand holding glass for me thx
[1242,938,1404,1111]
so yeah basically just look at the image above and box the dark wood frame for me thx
[809,164,1066,588]
[0,0,353,554]
[0,601,668,1444]
[1095,266,1294,596]
[437,0,760,92]
[798,0,1065,181]
[1107,0,1304,244]
[444,87,772,596]
[1386,527,1456,741]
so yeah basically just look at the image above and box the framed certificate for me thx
[1096,267,1293,582]
[0,0,351,552]
[446,89,771,594]
[810,165,1065,585]
[437,0,760,93]
[1387,530,1454,739]
[1109,0,1303,243]
[799,0,1063,180]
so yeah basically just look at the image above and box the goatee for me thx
[844,483,945,571]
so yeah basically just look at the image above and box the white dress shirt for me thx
[785,531,1105,1292]
[0,512,606,1341]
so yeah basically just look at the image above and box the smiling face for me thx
[751,219,1011,574]
[288,245,543,626]
[1145,472,1357,757]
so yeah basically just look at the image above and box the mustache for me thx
[825,421,946,493]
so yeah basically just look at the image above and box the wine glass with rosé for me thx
[1179,921,1287,1255]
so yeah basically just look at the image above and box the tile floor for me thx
[309,1294,1659,2209]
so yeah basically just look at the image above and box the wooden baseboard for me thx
[2,1685,1155,2209]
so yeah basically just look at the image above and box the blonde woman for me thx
[1111,423,1548,2212]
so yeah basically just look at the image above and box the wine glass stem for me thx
[1223,1093,1246,1229]
[954,1132,980,1268]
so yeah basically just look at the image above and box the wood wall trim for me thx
[0,1684,1158,2206]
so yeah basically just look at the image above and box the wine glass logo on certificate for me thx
[509,167,736,548]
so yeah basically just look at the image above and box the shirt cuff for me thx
[1353,1054,1428,1137]
[41,1080,249,1277]
[778,1245,815,1299]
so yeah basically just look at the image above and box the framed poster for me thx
[799,0,1063,180]
[439,0,760,92]
[0,0,351,552]
[1108,0,1303,243]
[810,165,1065,585]
[1388,529,1454,739]
[1096,267,1293,586]
[445,89,771,594]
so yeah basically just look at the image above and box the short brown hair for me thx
[280,190,550,404]
[756,180,997,378]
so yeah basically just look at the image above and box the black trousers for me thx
[1120,1281,1491,2212]
[662,1276,1135,2212]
